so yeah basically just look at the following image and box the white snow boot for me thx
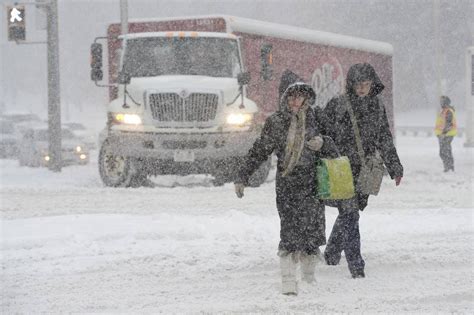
[314,247,325,264]
[300,252,317,283]
[280,253,298,295]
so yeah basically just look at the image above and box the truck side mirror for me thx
[237,72,251,86]
[260,44,273,81]
[118,71,131,85]
[90,43,103,81]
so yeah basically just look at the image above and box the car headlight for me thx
[113,113,142,125]
[226,113,253,125]
[76,146,82,152]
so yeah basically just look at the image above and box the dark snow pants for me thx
[438,136,454,171]
[324,197,365,273]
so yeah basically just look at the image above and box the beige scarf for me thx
[281,102,309,177]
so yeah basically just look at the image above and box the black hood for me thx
[278,70,304,111]
[279,70,304,98]
[346,63,384,97]
[280,82,316,113]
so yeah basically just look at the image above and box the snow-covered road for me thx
[1,135,473,313]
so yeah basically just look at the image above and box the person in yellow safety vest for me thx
[434,95,457,172]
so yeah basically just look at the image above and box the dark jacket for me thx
[323,63,403,210]
[236,82,338,254]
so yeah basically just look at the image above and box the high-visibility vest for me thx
[434,107,457,136]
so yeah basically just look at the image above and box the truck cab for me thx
[94,31,267,187]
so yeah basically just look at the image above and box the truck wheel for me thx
[247,158,271,187]
[129,171,154,188]
[211,158,237,186]
[211,175,227,187]
[98,140,135,187]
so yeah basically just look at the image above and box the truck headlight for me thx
[113,113,142,125]
[226,113,252,125]
[76,146,82,152]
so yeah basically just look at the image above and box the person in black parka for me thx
[322,63,404,278]
[234,81,338,295]
[277,70,331,254]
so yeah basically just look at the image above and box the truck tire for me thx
[99,140,135,187]
[211,175,227,187]
[129,170,153,188]
[247,158,271,187]
[210,159,233,186]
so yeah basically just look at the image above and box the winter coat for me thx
[323,63,403,210]
[435,105,457,136]
[236,82,338,254]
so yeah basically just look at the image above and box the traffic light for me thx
[7,6,26,41]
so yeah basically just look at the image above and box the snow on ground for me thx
[1,134,473,313]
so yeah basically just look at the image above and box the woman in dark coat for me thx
[322,63,404,278]
[234,82,337,295]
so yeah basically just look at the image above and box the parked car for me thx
[18,127,90,167]
[0,119,20,158]
[1,112,43,137]
[0,112,41,123]
[63,122,97,150]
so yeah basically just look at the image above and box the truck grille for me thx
[149,93,218,123]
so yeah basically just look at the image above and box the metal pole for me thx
[465,47,474,147]
[434,0,442,101]
[47,0,61,172]
[0,15,5,114]
[120,0,128,35]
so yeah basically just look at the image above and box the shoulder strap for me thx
[344,95,367,167]
[335,96,347,122]
[377,96,385,122]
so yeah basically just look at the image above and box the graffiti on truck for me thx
[311,57,344,108]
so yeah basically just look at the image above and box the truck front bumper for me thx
[104,129,260,161]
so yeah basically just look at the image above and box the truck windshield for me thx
[122,37,241,78]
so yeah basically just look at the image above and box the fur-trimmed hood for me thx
[280,82,316,113]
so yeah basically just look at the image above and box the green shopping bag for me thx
[316,156,355,200]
